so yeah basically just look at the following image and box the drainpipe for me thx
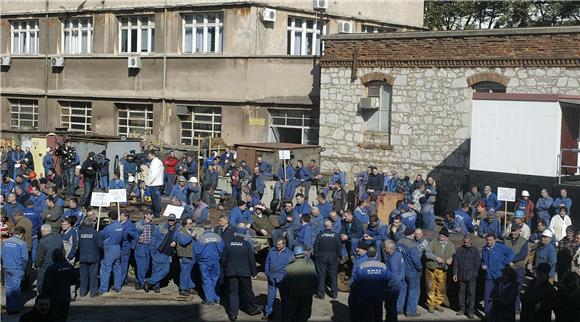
[43,0,49,130]
[159,1,168,147]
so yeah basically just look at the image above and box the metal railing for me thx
[557,148,580,184]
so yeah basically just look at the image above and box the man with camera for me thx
[55,140,78,197]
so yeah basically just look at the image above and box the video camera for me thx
[127,149,148,169]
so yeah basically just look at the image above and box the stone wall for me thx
[319,66,580,210]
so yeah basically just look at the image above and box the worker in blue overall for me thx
[119,210,139,289]
[98,211,124,294]
[194,225,224,305]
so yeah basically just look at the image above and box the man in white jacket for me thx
[549,205,572,244]
[146,150,164,218]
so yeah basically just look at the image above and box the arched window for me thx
[361,81,392,133]
[471,81,506,93]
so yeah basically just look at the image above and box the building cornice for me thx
[320,57,580,68]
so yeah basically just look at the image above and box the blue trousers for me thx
[79,262,99,296]
[398,271,420,315]
[179,257,195,291]
[31,236,38,262]
[64,167,76,196]
[99,175,109,190]
[265,279,283,316]
[149,186,162,217]
[120,248,132,287]
[164,173,175,195]
[99,245,121,293]
[3,269,23,312]
[148,250,170,287]
[134,244,151,287]
[200,260,221,303]
[341,238,360,257]
[484,278,499,316]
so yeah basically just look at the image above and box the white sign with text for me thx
[497,187,516,202]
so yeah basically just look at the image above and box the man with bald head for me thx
[313,220,341,300]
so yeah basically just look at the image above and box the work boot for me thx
[154,286,161,294]
[179,290,189,296]
[261,314,269,321]
[467,313,475,319]
[427,308,435,313]
[314,294,325,300]
[135,284,142,291]
[143,282,151,293]
[435,306,444,312]
[406,312,421,318]
[456,311,464,316]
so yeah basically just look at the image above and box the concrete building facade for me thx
[0,0,424,148]
[318,27,580,210]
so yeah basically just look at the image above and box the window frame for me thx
[61,17,93,55]
[116,103,154,137]
[10,99,39,129]
[10,19,40,55]
[362,25,388,33]
[269,109,319,145]
[471,81,507,93]
[60,101,92,134]
[363,81,392,134]
[178,105,222,146]
[118,15,155,54]
[181,12,224,54]
[287,16,326,56]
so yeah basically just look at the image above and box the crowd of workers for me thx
[1,142,580,322]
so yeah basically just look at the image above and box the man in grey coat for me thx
[35,224,65,291]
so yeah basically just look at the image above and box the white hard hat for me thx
[542,230,553,238]
[189,177,198,183]
[521,190,530,197]
[128,176,135,183]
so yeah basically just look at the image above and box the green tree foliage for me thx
[424,0,580,30]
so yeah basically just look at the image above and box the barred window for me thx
[183,13,223,54]
[117,104,153,137]
[178,106,221,146]
[60,101,92,133]
[10,99,38,129]
[269,110,318,145]
[62,18,92,54]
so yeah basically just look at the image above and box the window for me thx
[60,101,92,133]
[363,82,392,133]
[182,13,223,54]
[178,106,222,146]
[287,17,324,56]
[119,16,155,54]
[117,104,153,137]
[10,99,38,129]
[362,25,389,33]
[472,81,507,93]
[269,110,319,144]
[62,18,92,54]
[11,20,39,54]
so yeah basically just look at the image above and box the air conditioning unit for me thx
[313,0,328,11]
[262,8,277,22]
[128,55,141,69]
[338,21,353,33]
[359,97,380,109]
[51,56,64,67]
[0,56,11,67]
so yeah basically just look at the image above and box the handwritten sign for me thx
[497,187,516,202]
[90,192,110,207]
[108,189,127,203]
[278,150,291,160]
[162,205,184,219]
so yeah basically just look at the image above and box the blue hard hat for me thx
[514,210,525,218]
[293,245,305,256]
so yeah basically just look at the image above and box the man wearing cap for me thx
[549,205,572,243]
[552,188,572,213]
[536,189,553,227]
[507,210,531,240]
[477,209,503,239]
[176,217,196,296]
[504,223,529,312]
[169,176,189,203]
[282,245,318,322]
[251,203,273,238]
[534,229,557,280]
[98,211,124,294]
[145,213,178,293]
[134,209,156,290]
[222,226,261,321]
[515,190,535,227]
[194,225,224,305]
[349,244,391,322]
[425,228,455,313]
[187,176,202,203]
[482,233,514,317]
[262,237,294,320]
[396,227,423,317]
[453,236,480,319]
[481,186,501,211]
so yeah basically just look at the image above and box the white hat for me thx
[46,147,52,153]
[75,165,81,169]
[521,190,530,197]
[128,176,135,183]
[189,177,198,183]
[542,230,553,238]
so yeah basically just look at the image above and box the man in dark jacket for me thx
[282,245,318,322]
[79,152,99,208]
[55,140,78,197]
[36,224,64,291]
[222,230,261,321]
[78,218,103,297]
[41,249,75,322]
[521,263,557,322]
[340,211,364,260]
[504,224,529,313]
[366,167,384,195]
[452,236,481,319]
[313,220,341,300]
